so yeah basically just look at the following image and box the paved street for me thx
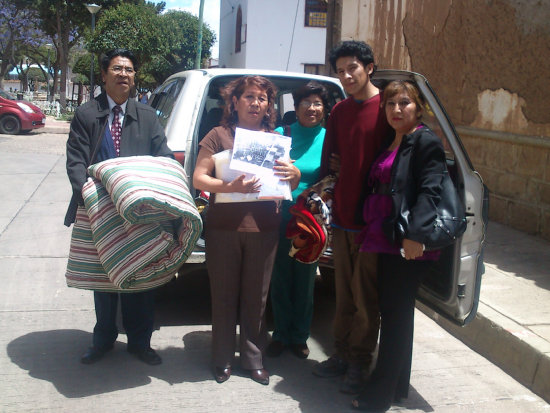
[0,119,549,412]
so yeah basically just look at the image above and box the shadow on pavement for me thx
[483,221,550,290]
[6,329,213,398]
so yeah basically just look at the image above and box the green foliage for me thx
[72,53,101,84]
[151,10,216,81]
[27,67,46,81]
[89,4,216,87]
[90,3,168,70]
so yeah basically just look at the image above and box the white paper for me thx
[212,128,292,203]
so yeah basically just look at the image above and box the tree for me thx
[147,10,216,84]
[90,4,215,88]
[89,2,168,85]
[0,0,44,88]
[30,0,122,110]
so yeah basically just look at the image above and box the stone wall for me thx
[459,127,550,240]
[338,0,550,239]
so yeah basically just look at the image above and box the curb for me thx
[42,127,69,134]
[417,301,550,403]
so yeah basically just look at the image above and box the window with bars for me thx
[305,0,327,27]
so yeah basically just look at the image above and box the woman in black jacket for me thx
[352,81,447,412]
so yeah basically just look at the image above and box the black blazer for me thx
[382,126,447,245]
[64,92,173,226]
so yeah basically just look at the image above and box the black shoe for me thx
[340,362,364,395]
[81,345,113,364]
[214,366,232,383]
[128,347,162,365]
[312,355,348,378]
[249,368,269,385]
[290,343,310,359]
[266,340,286,357]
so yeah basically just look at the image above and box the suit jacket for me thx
[382,126,447,245]
[64,92,173,226]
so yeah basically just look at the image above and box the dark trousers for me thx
[361,253,429,405]
[206,229,279,370]
[270,235,318,345]
[92,290,155,351]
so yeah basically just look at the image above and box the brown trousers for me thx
[206,229,278,370]
[332,227,380,368]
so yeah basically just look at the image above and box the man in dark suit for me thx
[65,48,173,365]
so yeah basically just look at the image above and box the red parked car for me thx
[0,90,46,134]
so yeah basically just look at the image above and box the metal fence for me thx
[32,99,77,118]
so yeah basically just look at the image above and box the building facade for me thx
[332,0,550,240]
[219,0,327,73]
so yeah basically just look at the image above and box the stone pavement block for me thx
[0,212,71,256]
[533,355,550,402]
[0,257,89,312]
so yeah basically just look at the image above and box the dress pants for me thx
[270,234,318,345]
[362,253,429,404]
[92,290,155,351]
[332,227,379,368]
[206,229,278,370]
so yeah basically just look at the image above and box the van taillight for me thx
[174,151,185,166]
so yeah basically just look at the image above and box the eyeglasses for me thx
[298,100,323,109]
[110,65,135,75]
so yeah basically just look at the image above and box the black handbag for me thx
[385,130,467,251]
[422,170,467,250]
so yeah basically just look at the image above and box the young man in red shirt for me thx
[313,41,390,394]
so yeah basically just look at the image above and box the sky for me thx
[151,0,220,58]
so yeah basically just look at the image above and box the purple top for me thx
[357,147,440,260]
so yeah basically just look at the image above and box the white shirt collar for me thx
[106,94,128,114]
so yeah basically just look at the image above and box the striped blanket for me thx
[65,156,203,292]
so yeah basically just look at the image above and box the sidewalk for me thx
[43,115,70,134]
[0,134,549,410]
[36,114,550,403]
[419,221,550,403]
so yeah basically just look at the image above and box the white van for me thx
[149,68,488,327]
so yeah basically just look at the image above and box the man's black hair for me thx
[329,40,376,74]
[100,48,139,73]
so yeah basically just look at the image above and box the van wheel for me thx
[0,115,21,134]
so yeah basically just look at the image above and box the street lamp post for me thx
[46,43,53,102]
[194,0,205,69]
[86,3,102,101]
[25,58,29,93]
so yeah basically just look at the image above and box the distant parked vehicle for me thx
[0,90,46,134]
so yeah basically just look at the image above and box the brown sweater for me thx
[199,126,281,232]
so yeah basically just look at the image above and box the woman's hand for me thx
[193,149,260,194]
[401,238,424,260]
[274,159,301,190]
[228,174,261,194]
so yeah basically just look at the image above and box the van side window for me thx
[150,78,186,129]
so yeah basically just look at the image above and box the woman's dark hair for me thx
[292,81,330,115]
[220,76,278,130]
[100,48,139,73]
[329,40,376,76]
[381,80,425,120]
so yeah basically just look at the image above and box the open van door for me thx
[372,71,489,326]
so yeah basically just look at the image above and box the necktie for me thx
[111,105,122,156]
